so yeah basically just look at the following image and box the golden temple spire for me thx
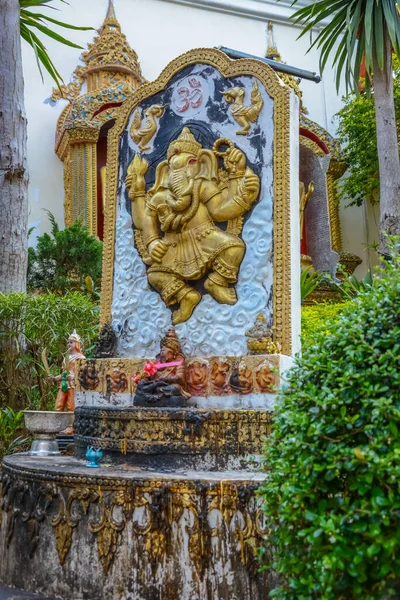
[106,0,117,21]
[265,20,306,112]
[266,21,282,61]
[103,0,120,30]
[81,0,144,88]
[51,0,145,102]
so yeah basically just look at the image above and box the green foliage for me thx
[329,268,375,301]
[20,0,92,87]
[302,302,349,349]
[0,292,99,411]
[300,267,324,304]
[28,213,103,295]
[289,0,400,94]
[336,57,400,206]
[0,407,30,461]
[259,239,400,599]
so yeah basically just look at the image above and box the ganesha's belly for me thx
[161,224,244,279]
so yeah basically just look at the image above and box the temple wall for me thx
[22,0,375,275]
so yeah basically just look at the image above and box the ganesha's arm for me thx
[205,168,260,222]
[131,194,146,231]
[141,202,162,248]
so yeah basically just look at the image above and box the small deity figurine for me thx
[245,314,280,354]
[93,322,116,359]
[48,330,85,433]
[126,127,260,324]
[230,360,253,394]
[210,358,231,395]
[186,359,209,396]
[106,368,128,394]
[256,361,276,393]
[133,328,190,407]
[78,360,100,391]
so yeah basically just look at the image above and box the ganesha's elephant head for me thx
[148,127,218,201]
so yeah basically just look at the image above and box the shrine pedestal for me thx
[0,455,275,600]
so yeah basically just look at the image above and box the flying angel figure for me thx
[129,104,166,152]
[222,81,264,135]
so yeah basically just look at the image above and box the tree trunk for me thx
[0,0,29,293]
[373,27,400,256]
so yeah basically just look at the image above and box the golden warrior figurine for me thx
[126,127,260,324]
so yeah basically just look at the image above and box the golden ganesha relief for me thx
[125,127,260,324]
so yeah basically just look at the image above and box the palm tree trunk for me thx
[373,27,400,256]
[0,0,29,292]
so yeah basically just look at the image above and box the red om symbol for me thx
[175,78,203,112]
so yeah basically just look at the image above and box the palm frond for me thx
[19,0,93,87]
[286,0,400,93]
[21,11,92,31]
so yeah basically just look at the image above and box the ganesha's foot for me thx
[172,289,201,324]
[205,276,238,305]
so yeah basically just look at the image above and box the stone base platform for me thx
[0,455,275,600]
[74,406,272,470]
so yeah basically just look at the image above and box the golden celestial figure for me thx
[299,180,314,241]
[130,104,166,152]
[221,81,264,135]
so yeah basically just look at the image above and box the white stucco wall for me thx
[22,0,374,274]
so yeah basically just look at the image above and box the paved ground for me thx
[0,585,57,600]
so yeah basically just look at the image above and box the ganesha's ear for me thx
[198,149,218,181]
[148,160,169,196]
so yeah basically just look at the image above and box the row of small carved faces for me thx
[76,356,279,397]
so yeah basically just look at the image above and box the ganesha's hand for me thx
[126,155,148,198]
[148,239,168,263]
[239,173,260,205]
[225,147,246,175]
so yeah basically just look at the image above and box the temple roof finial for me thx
[102,0,120,31]
[266,21,282,61]
[106,0,117,21]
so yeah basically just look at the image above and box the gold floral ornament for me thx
[126,127,260,324]
[221,81,264,135]
[245,314,281,354]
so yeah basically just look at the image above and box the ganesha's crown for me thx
[167,127,202,161]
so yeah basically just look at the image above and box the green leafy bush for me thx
[335,56,400,206]
[300,268,324,304]
[328,268,375,301]
[0,407,29,461]
[28,212,102,294]
[260,240,400,599]
[0,292,99,411]
[302,302,349,349]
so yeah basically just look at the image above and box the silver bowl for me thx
[24,411,74,456]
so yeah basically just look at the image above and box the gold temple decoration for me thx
[53,0,145,238]
[245,314,280,354]
[126,127,260,324]
[51,0,144,103]
[299,119,345,254]
[101,48,293,355]
[265,24,350,270]
[221,81,264,135]
[299,180,314,241]
[129,104,166,152]
[266,21,307,113]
